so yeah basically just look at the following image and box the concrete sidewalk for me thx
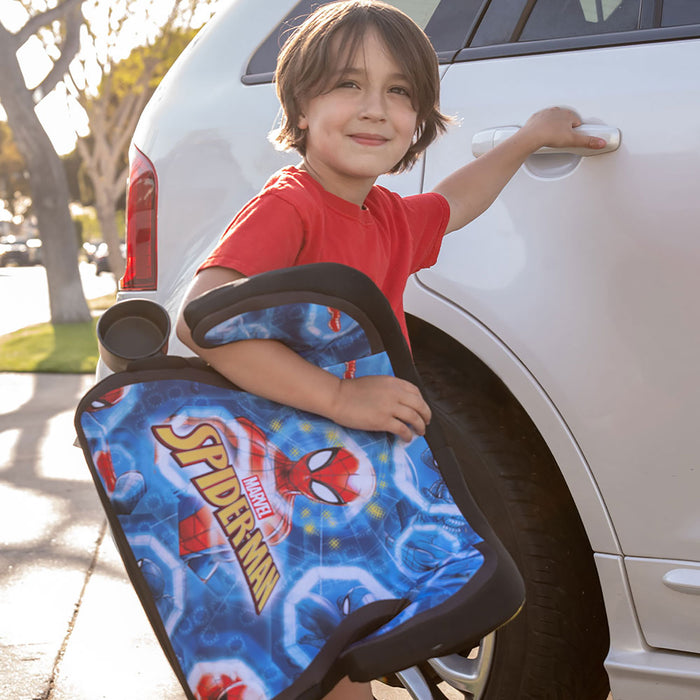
[0,373,418,700]
[0,373,187,700]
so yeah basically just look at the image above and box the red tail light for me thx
[121,147,158,290]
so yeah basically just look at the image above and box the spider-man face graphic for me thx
[287,447,367,505]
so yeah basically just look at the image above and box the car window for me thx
[470,0,642,47]
[518,0,641,41]
[243,0,482,84]
[661,0,700,27]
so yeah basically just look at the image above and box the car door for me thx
[419,0,700,654]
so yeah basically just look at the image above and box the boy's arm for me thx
[175,267,431,442]
[433,107,606,235]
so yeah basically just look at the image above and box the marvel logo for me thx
[242,475,274,520]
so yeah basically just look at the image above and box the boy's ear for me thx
[297,114,308,130]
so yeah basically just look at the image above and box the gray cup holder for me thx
[97,299,170,372]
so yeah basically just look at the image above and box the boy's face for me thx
[297,28,418,205]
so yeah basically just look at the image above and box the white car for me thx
[117,1,700,698]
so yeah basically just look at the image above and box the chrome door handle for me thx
[472,124,621,158]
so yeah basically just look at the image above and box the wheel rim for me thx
[427,633,496,699]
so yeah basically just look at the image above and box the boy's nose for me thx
[358,90,387,120]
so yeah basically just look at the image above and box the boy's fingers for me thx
[381,414,411,442]
[390,419,414,443]
[396,380,432,422]
[414,399,432,427]
[394,405,426,437]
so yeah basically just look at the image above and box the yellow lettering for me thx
[255,567,280,612]
[238,530,268,573]
[174,445,228,470]
[202,476,241,507]
[215,498,247,530]
[153,423,221,451]
[248,556,271,593]
[193,466,236,491]
[214,497,249,537]
[152,423,228,469]
[155,419,281,615]
[225,505,256,547]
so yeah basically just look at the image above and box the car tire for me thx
[412,338,610,700]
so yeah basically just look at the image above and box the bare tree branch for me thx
[33,1,83,102]
[15,0,82,46]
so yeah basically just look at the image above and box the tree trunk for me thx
[94,190,125,280]
[0,15,90,325]
[32,131,92,324]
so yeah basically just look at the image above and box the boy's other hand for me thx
[521,106,607,152]
[329,376,432,443]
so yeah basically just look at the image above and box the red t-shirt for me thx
[199,166,450,341]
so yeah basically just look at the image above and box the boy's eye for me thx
[338,80,359,89]
[389,85,411,98]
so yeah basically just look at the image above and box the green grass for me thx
[0,293,116,374]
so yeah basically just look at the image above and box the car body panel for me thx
[596,553,700,698]
[626,557,700,653]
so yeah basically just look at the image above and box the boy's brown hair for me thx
[272,0,450,173]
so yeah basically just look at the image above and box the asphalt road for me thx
[0,262,117,336]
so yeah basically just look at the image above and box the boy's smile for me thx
[297,29,418,206]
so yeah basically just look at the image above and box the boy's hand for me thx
[520,107,607,152]
[329,376,432,443]
[434,105,607,234]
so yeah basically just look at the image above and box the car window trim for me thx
[424,0,492,64]
[241,71,276,86]
[640,0,662,29]
[454,23,700,62]
[468,0,533,46]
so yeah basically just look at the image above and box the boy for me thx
[176,2,604,697]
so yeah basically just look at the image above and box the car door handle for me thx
[472,124,621,158]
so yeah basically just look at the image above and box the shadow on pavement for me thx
[0,373,185,700]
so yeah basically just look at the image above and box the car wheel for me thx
[412,340,610,700]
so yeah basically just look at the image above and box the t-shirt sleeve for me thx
[198,193,305,276]
[402,191,450,273]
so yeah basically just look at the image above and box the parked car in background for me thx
[82,240,100,264]
[0,235,42,266]
[114,1,700,698]
[91,241,126,275]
